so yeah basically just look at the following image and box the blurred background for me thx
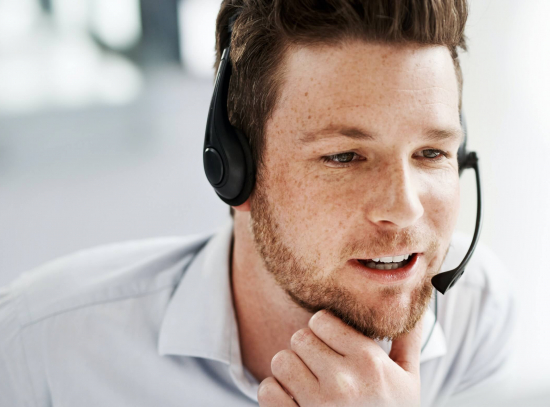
[0,0,548,405]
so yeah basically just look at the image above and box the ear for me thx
[232,199,251,212]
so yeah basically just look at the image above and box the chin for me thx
[320,275,433,341]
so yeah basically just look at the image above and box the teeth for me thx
[359,253,414,271]
[373,254,412,263]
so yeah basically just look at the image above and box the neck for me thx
[231,211,312,382]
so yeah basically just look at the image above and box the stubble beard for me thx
[249,181,443,341]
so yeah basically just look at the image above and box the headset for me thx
[203,13,483,296]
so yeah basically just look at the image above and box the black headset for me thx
[203,13,483,296]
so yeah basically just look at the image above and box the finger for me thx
[290,327,343,379]
[258,376,300,407]
[271,349,318,404]
[308,310,384,358]
[388,319,423,374]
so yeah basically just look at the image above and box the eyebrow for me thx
[299,124,464,144]
[300,125,375,143]
[425,128,465,143]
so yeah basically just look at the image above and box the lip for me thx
[349,253,420,284]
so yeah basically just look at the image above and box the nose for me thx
[366,161,424,229]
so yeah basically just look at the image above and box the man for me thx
[0,1,515,406]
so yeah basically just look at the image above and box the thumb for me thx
[388,319,423,374]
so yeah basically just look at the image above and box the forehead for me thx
[272,40,460,135]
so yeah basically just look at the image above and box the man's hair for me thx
[215,0,468,215]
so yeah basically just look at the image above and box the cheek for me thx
[420,172,460,238]
[263,164,355,260]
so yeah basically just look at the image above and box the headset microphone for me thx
[203,14,483,295]
[431,118,483,294]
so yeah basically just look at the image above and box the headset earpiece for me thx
[458,111,468,174]
[203,46,256,206]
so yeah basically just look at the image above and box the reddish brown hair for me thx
[216,0,468,213]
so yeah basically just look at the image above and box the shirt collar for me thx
[158,219,447,395]
[158,219,258,399]
[158,219,236,364]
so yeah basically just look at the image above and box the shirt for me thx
[0,219,515,407]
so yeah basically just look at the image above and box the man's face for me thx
[249,40,462,340]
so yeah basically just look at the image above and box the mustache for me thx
[343,227,439,259]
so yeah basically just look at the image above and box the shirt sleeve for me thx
[0,286,38,407]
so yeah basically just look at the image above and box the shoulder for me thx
[0,233,213,405]
[0,233,211,328]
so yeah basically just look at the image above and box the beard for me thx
[249,178,443,341]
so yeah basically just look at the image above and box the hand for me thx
[257,310,423,407]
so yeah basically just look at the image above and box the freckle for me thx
[305,92,308,96]
[308,115,311,119]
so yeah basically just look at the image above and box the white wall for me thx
[457,0,550,397]
[0,71,228,280]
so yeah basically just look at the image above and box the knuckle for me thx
[369,355,385,373]
[357,344,371,360]
[333,371,361,399]
[358,344,383,367]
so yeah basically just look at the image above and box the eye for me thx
[329,152,355,163]
[417,149,447,160]
[321,152,364,167]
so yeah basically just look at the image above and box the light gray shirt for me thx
[0,220,515,406]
